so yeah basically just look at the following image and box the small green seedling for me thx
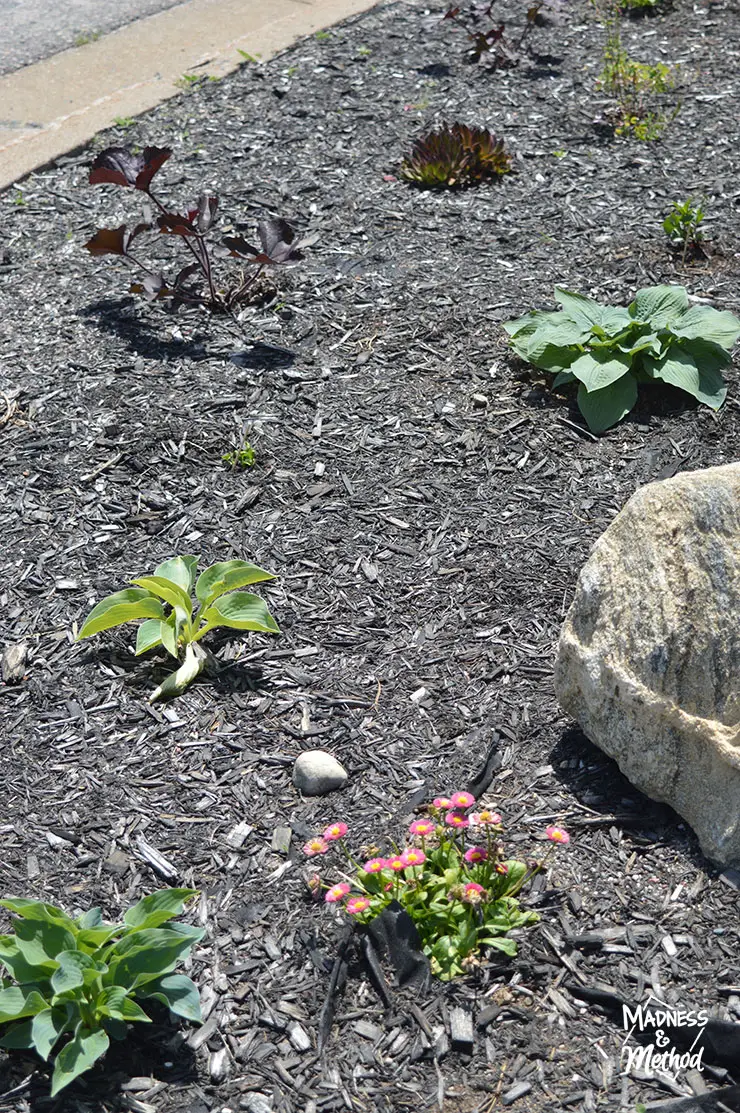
[0,889,202,1096]
[315,29,332,40]
[113,116,135,129]
[663,198,705,263]
[222,443,255,470]
[236,49,261,63]
[78,555,279,701]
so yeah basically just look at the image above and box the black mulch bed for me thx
[2,0,740,1110]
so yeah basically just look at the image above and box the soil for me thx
[1,1,740,1111]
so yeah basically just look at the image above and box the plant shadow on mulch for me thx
[0,1007,198,1113]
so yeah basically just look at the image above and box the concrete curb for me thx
[0,0,378,192]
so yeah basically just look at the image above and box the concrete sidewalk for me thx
[0,0,377,192]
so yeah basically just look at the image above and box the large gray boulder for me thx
[555,462,740,867]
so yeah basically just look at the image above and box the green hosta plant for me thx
[503,284,740,433]
[78,555,279,701]
[0,889,202,1096]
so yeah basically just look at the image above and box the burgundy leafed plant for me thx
[441,0,565,66]
[84,145,310,312]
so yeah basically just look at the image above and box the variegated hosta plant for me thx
[78,555,279,701]
[400,123,512,188]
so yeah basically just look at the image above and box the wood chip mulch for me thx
[1,0,740,1110]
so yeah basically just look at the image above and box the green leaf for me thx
[148,642,206,703]
[621,332,663,358]
[195,560,277,607]
[481,936,517,956]
[137,973,202,1022]
[629,285,689,328]
[0,1019,34,1049]
[105,926,204,990]
[569,349,632,392]
[51,951,96,995]
[0,899,77,930]
[551,370,576,389]
[671,304,740,350]
[14,918,76,968]
[130,576,193,618]
[31,1006,72,1061]
[645,345,727,410]
[0,986,49,1023]
[0,936,56,985]
[199,591,279,635]
[95,986,151,1023]
[501,309,562,339]
[135,618,164,656]
[76,908,103,930]
[159,612,180,659]
[577,373,638,434]
[51,1026,109,1096]
[554,287,610,329]
[78,589,165,640]
[153,555,199,594]
[75,925,121,953]
[123,889,199,931]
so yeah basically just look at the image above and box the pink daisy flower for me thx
[323,822,348,842]
[346,896,371,915]
[445,811,469,829]
[450,791,475,809]
[464,846,488,864]
[401,848,426,867]
[325,883,350,904]
[462,881,486,904]
[546,825,570,845]
[495,862,509,875]
[432,796,452,810]
[363,857,387,873]
[470,809,502,827]
[386,855,407,871]
[303,837,329,857]
[409,819,435,837]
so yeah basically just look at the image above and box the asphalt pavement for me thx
[0,0,187,76]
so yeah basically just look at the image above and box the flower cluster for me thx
[301,794,571,980]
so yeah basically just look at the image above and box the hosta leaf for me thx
[153,555,199,594]
[15,918,75,968]
[629,285,689,328]
[0,986,48,1023]
[0,1019,34,1049]
[124,889,199,931]
[51,950,96,995]
[0,936,56,984]
[551,370,576,388]
[569,349,632,392]
[135,618,164,656]
[577,373,638,434]
[95,986,151,1023]
[200,591,279,635]
[195,560,277,607]
[31,1006,72,1061]
[159,612,179,659]
[523,319,591,363]
[148,643,206,703]
[671,304,740,350]
[553,288,610,329]
[105,926,204,990]
[51,1026,109,1096]
[130,575,193,618]
[78,589,164,640]
[645,345,727,409]
[0,899,76,929]
[137,973,202,1022]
